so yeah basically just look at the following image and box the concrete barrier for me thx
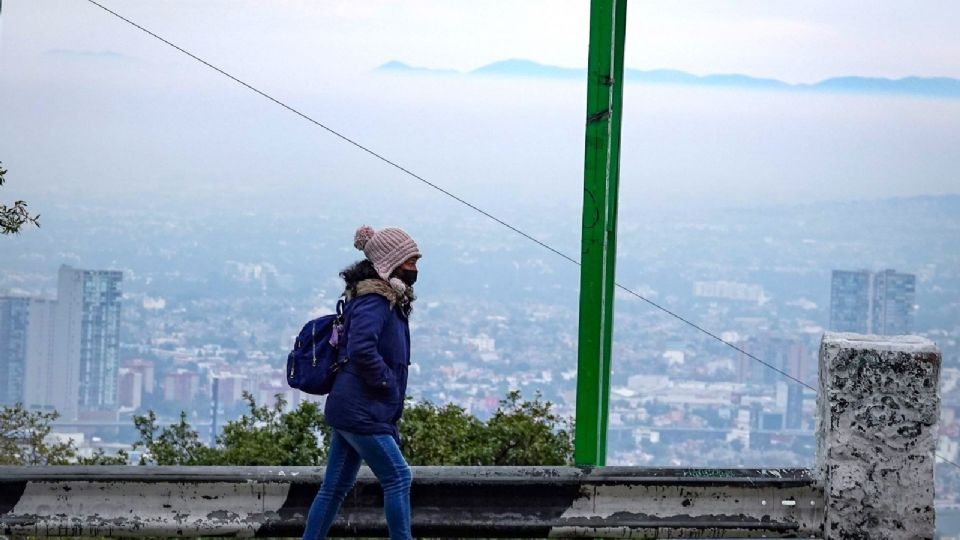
[1,466,820,538]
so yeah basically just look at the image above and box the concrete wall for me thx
[818,333,940,540]
[0,466,821,538]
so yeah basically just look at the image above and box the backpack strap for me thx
[326,296,347,347]
[330,295,350,373]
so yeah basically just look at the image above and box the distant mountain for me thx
[639,70,790,89]
[470,59,584,79]
[376,61,458,76]
[805,76,960,98]
[378,58,960,99]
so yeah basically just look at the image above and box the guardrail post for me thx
[817,333,941,539]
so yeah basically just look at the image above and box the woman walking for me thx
[302,225,420,540]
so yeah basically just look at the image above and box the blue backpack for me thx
[286,298,349,395]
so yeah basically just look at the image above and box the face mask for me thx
[397,269,418,287]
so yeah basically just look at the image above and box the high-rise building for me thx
[0,297,29,405]
[163,370,199,403]
[21,298,60,415]
[871,269,916,335]
[117,368,143,409]
[121,359,155,395]
[829,270,872,333]
[830,269,915,335]
[215,374,247,407]
[740,336,807,386]
[56,265,123,414]
[0,296,59,412]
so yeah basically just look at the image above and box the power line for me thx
[83,0,815,393]
[939,454,960,471]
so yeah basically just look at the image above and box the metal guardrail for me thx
[0,466,822,538]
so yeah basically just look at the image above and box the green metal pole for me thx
[575,0,627,467]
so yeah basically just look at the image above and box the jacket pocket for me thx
[365,383,400,424]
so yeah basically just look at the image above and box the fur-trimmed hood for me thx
[346,278,415,312]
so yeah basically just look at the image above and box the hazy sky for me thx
[5,1,960,81]
[1,1,959,212]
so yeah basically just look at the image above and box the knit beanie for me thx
[353,225,421,292]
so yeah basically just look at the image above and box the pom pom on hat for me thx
[354,225,376,251]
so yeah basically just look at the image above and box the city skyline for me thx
[1,196,955,466]
[0,265,122,421]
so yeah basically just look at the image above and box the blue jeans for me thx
[302,429,412,540]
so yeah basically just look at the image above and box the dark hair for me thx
[340,259,415,317]
[340,259,380,291]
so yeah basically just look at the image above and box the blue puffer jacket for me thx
[324,290,410,442]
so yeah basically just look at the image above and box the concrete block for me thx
[817,332,940,540]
